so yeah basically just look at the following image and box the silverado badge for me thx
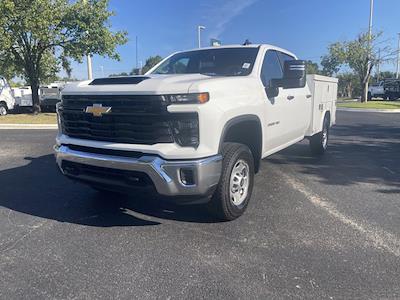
[85,104,112,117]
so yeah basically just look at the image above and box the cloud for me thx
[203,0,258,39]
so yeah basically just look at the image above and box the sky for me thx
[69,0,400,79]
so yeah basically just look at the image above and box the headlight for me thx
[163,92,209,104]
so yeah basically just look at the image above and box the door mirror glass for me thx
[271,60,306,89]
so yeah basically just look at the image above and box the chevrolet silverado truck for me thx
[55,44,338,220]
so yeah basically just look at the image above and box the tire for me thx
[0,104,7,116]
[310,115,329,155]
[367,92,372,101]
[208,143,255,221]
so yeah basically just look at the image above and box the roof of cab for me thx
[177,44,296,58]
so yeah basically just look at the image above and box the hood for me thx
[62,74,216,95]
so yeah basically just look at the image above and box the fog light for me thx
[180,168,195,186]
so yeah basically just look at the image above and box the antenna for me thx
[243,39,252,46]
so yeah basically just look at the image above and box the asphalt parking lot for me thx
[0,111,399,299]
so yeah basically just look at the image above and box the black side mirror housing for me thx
[266,86,279,98]
[271,60,306,89]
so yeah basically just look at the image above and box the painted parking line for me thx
[277,168,400,257]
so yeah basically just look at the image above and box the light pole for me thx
[365,0,374,102]
[197,25,206,48]
[396,33,400,79]
[87,54,93,80]
[83,0,93,80]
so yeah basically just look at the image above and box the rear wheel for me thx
[0,104,7,116]
[209,143,255,221]
[310,115,329,155]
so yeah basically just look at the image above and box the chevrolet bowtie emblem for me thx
[85,104,112,117]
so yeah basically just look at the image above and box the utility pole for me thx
[396,33,400,79]
[365,0,374,102]
[136,36,138,69]
[197,25,206,48]
[376,49,380,82]
[87,55,93,80]
[83,0,93,80]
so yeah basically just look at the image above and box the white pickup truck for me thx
[55,44,338,220]
[0,76,15,116]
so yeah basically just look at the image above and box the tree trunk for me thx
[361,81,368,103]
[31,82,41,114]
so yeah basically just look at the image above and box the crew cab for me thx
[55,44,338,220]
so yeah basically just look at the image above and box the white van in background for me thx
[40,82,66,112]
[12,86,33,111]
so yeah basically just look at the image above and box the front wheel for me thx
[310,116,329,155]
[0,104,7,116]
[209,143,255,221]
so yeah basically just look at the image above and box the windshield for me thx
[151,47,259,76]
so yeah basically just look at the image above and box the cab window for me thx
[260,50,283,88]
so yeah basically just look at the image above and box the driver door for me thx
[260,50,292,152]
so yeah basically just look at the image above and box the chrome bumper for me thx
[54,145,222,196]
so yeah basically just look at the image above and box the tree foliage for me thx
[0,0,127,112]
[141,55,163,74]
[305,60,321,75]
[321,32,394,102]
[337,73,360,98]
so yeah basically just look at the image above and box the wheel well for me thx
[0,101,8,110]
[325,111,331,125]
[220,116,262,173]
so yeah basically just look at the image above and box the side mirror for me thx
[266,86,279,98]
[271,60,306,89]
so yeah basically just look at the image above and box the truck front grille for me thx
[59,95,198,145]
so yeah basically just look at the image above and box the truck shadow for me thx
[268,123,400,194]
[0,155,217,227]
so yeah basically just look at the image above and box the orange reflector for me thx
[197,92,209,103]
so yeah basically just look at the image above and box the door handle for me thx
[306,94,312,99]
[287,95,295,100]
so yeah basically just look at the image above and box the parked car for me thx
[55,44,338,220]
[40,82,65,112]
[368,79,400,100]
[368,81,385,100]
[0,76,15,116]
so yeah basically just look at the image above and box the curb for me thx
[0,124,58,129]
[337,108,400,113]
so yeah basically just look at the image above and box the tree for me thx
[372,71,396,83]
[141,55,163,74]
[337,73,360,99]
[321,42,346,76]
[305,60,321,75]
[0,0,127,113]
[321,32,394,102]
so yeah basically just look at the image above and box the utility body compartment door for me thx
[306,74,338,136]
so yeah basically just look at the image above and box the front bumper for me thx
[54,144,222,197]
